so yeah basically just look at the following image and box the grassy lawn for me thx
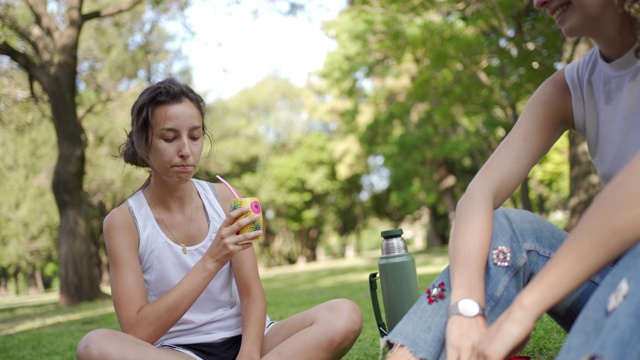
[0,250,565,359]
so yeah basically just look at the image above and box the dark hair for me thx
[120,78,207,168]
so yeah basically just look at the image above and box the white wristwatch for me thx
[447,298,485,319]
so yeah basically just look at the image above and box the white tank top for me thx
[565,43,640,184]
[127,178,243,346]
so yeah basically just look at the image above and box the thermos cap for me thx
[381,228,407,255]
[381,228,403,239]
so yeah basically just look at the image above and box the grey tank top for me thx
[565,43,640,184]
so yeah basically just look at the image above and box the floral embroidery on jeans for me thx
[492,246,511,267]
[426,282,446,304]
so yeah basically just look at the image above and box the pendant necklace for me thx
[148,185,195,255]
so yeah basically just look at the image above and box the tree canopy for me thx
[0,0,192,304]
[0,0,597,297]
[318,0,570,244]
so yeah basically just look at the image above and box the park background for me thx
[1,0,597,358]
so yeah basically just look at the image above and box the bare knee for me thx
[76,328,117,360]
[386,344,420,360]
[325,299,363,345]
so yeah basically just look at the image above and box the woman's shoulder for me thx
[102,199,140,255]
[537,68,571,106]
[104,200,136,234]
[192,178,234,197]
[192,178,235,214]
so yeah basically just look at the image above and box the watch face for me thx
[459,299,480,316]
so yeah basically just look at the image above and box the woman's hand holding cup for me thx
[229,197,263,236]
[208,204,263,264]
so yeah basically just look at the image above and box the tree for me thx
[0,65,58,294]
[0,0,189,305]
[319,0,569,246]
[201,76,344,264]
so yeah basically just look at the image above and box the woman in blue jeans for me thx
[385,0,640,359]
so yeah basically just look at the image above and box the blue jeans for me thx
[385,208,625,360]
[557,236,640,359]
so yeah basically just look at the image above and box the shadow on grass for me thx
[0,298,119,360]
[0,291,59,322]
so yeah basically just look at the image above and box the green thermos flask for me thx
[369,228,420,337]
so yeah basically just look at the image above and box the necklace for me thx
[148,185,195,255]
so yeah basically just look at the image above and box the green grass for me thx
[0,250,565,359]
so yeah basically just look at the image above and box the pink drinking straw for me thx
[216,175,240,198]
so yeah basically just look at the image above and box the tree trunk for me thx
[43,2,103,305]
[565,132,601,231]
[13,269,20,295]
[46,71,103,305]
[0,271,7,296]
[427,206,445,248]
[520,176,532,212]
[0,0,150,304]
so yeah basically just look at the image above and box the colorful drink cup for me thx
[215,175,264,235]
[229,197,263,234]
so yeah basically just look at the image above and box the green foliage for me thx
[0,69,58,287]
[201,76,346,264]
[319,0,567,243]
[0,0,194,295]
[1,0,576,287]
[83,88,151,211]
[530,133,570,215]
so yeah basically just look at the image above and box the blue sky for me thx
[181,1,346,101]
